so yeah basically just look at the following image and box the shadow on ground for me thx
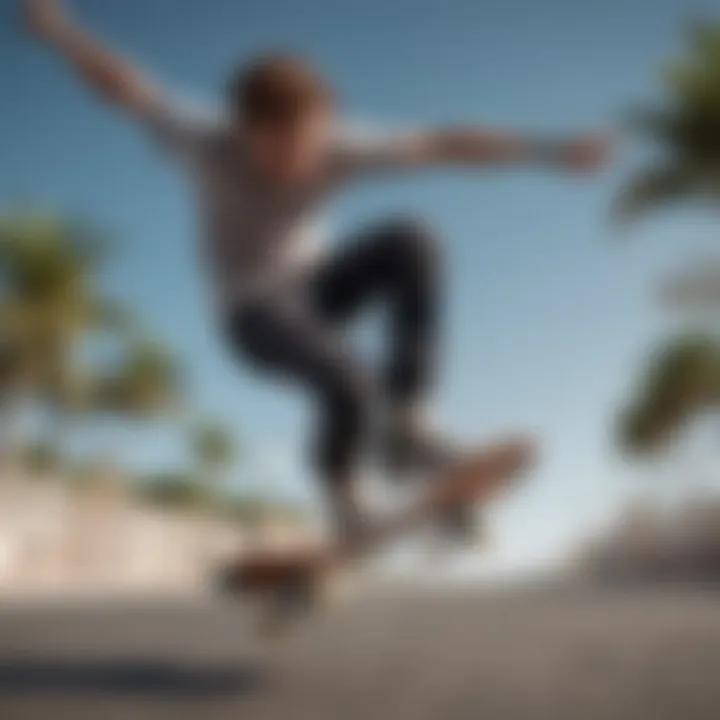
[0,658,268,698]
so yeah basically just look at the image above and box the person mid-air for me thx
[27,0,610,548]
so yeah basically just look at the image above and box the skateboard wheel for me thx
[276,568,317,612]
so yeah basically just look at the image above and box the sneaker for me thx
[327,485,369,554]
[383,418,481,547]
[383,425,457,479]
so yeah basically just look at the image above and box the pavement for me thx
[1,583,720,719]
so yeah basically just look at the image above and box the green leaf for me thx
[614,165,696,222]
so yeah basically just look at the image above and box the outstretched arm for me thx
[398,128,610,173]
[25,0,160,117]
[341,126,611,177]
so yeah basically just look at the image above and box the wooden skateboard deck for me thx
[220,436,535,635]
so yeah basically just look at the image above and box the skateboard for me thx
[218,437,535,636]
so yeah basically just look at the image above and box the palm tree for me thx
[136,471,211,513]
[614,333,720,577]
[616,23,720,221]
[0,211,126,455]
[191,421,236,498]
[133,423,234,517]
[223,493,275,527]
[93,339,179,419]
[615,23,720,458]
[79,338,181,487]
[617,334,720,455]
[21,439,64,477]
[0,211,183,488]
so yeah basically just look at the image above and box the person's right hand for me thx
[25,0,71,40]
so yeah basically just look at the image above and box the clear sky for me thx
[2,0,719,573]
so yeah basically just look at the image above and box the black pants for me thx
[226,219,441,490]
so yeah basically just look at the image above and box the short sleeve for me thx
[330,120,418,181]
[139,93,224,165]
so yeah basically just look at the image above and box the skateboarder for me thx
[27,0,609,548]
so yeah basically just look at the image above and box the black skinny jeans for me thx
[226,218,441,491]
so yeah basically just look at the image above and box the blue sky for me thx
[2,0,719,572]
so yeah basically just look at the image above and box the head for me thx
[229,54,335,185]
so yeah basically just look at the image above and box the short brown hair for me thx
[230,54,333,128]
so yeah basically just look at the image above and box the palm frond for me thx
[85,298,132,332]
[619,334,720,456]
[614,165,696,222]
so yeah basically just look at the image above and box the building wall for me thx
[0,470,317,597]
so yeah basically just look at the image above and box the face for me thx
[239,106,334,186]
